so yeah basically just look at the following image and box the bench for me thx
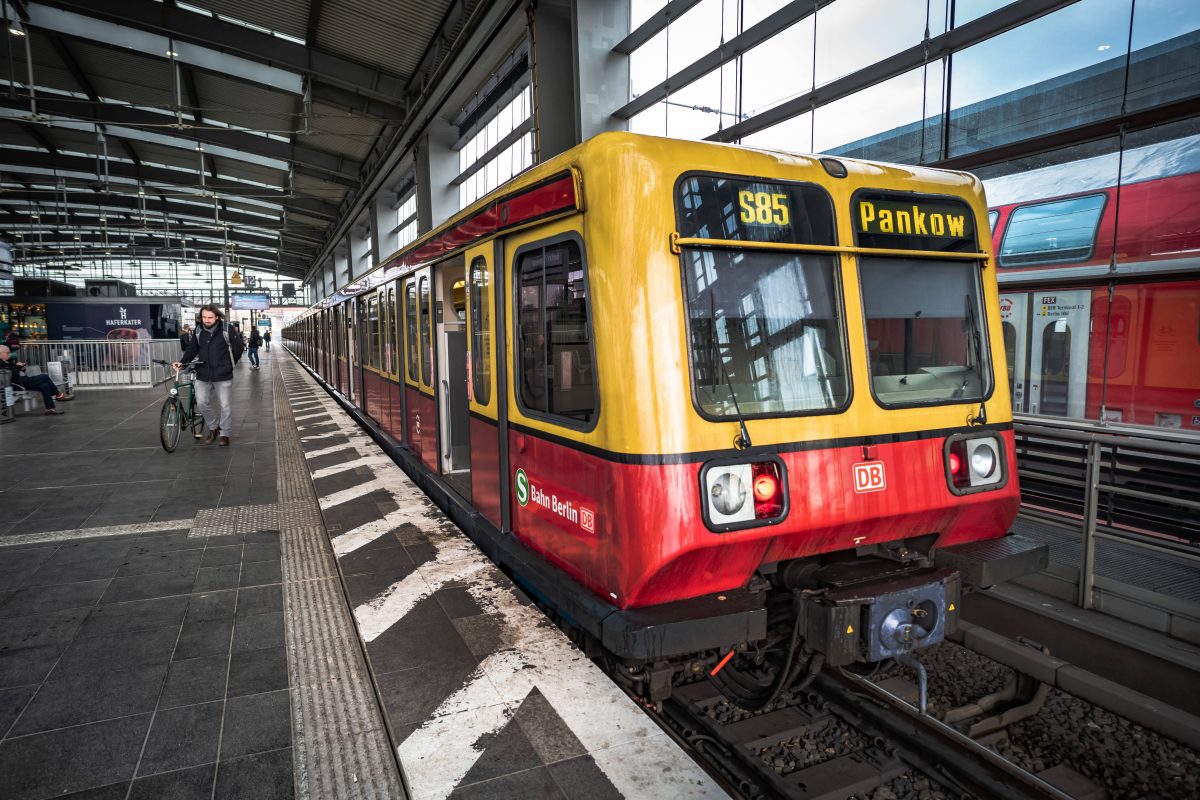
[1,361,73,419]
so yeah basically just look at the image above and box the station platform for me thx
[0,350,725,800]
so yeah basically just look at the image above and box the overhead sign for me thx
[230,292,270,310]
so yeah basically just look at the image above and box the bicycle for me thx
[153,359,206,451]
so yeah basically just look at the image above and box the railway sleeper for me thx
[783,747,907,800]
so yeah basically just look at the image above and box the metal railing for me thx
[12,339,180,388]
[1013,414,1200,610]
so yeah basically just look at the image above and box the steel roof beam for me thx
[44,31,144,168]
[36,0,409,110]
[0,95,359,186]
[0,190,322,239]
[0,158,342,223]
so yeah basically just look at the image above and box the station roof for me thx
[1,0,482,279]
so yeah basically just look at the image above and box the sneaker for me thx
[45,408,64,415]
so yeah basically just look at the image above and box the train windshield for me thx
[859,257,992,406]
[683,249,849,417]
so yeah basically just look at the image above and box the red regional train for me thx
[985,131,1200,429]
[286,133,1046,705]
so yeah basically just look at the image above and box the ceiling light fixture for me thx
[8,19,26,37]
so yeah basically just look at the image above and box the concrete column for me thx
[573,0,630,139]
[417,119,460,227]
[532,0,577,159]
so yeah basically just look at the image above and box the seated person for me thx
[0,345,70,415]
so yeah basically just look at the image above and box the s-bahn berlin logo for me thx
[514,467,596,534]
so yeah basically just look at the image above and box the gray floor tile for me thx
[226,647,287,698]
[130,763,214,800]
[138,701,223,775]
[219,691,291,759]
[10,662,168,736]
[214,747,293,800]
[159,655,229,710]
[0,713,152,800]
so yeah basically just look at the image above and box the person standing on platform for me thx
[174,304,243,446]
[179,324,195,353]
[262,329,272,350]
[246,327,262,370]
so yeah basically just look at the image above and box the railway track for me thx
[657,667,1074,800]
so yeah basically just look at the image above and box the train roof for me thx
[297,131,986,318]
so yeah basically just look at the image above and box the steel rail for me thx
[816,668,1073,800]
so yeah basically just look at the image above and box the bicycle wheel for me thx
[160,397,182,452]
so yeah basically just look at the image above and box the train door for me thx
[435,256,471,496]
[1005,289,1091,417]
[346,300,359,403]
[999,293,1030,411]
[466,245,501,526]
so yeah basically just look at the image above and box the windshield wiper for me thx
[709,295,752,449]
[964,290,988,425]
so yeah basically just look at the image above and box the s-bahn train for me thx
[285,132,1046,705]
[985,131,1200,428]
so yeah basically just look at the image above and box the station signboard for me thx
[231,292,270,310]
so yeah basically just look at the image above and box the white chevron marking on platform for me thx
[310,454,394,480]
[331,501,432,556]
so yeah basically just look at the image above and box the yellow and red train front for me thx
[499,135,1020,610]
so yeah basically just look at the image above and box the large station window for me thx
[516,238,597,425]
[469,256,491,406]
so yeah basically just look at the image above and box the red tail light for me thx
[947,441,969,488]
[752,462,783,518]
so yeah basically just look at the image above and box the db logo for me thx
[852,461,886,493]
[579,507,595,533]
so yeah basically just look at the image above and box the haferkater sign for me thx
[514,467,597,536]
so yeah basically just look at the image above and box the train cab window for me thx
[419,276,432,386]
[405,280,418,383]
[999,194,1106,267]
[469,256,491,406]
[515,237,597,426]
[676,174,847,418]
[860,257,992,406]
[988,210,999,234]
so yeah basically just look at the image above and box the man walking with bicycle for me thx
[174,304,243,446]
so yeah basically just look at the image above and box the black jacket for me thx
[248,329,262,347]
[180,322,244,381]
[179,331,195,351]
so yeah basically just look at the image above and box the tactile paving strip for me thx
[273,359,409,800]
[190,503,279,538]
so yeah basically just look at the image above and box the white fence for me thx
[12,339,179,388]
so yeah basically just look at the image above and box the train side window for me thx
[469,256,491,406]
[999,194,1106,267]
[405,280,418,384]
[515,236,598,427]
[419,276,432,386]
[988,210,999,234]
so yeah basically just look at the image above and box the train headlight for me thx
[944,434,1006,495]
[700,457,789,531]
[710,471,748,516]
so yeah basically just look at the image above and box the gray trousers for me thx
[194,379,232,435]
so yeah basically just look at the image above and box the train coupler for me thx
[800,568,961,667]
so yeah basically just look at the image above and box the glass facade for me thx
[626,0,1200,431]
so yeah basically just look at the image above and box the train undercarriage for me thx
[603,533,1048,707]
